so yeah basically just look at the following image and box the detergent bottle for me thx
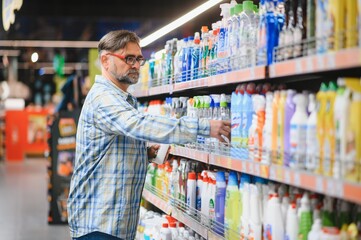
[323,82,337,177]
[316,83,328,174]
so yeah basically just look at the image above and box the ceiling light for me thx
[31,52,39,63]
[140,0,223,47]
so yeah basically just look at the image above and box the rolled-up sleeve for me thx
[94,93,210,144]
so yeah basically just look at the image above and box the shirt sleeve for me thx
[94,93,210,144]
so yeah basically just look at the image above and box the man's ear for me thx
[100,54,109,70]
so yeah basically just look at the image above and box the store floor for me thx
[0,158,71,240]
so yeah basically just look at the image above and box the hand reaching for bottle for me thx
[209,120,231,143]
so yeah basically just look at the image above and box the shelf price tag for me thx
[316,177,324,193]
[269,65,276,77]
[270,166,276,179]
[254,164,260,176]
[294,172,301,186]
[248,162,254,175]
[242,162,247,173]
[326,179,336,196]
[295,59,303,74]
[326,53,336,69]
[335,181,344,199]
[317,55,325,70]
[284,170,291,184]
[306,58,314,72]
[250,67,256,79]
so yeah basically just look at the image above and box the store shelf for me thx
[208,66,266,87]
[142,186,208,239]
[131,89,148,98]
[269,48,361,78]
[269,165,361,205]
[142,187,172,215]
[171,207,208,238]
[169,146,361,205]
[170,145,209,164]
[148,84,173,96]
[173,77,208,92]
[209,154,270,179]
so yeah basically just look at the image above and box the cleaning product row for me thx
[136,207,205,240]
[230,79,361,181]
[137,0,361,91]
[145,157,361,240]
[139,78,361,182]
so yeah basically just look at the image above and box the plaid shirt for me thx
[67,75,210,239]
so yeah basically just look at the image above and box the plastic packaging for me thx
[225,171,240,240]
[306,94,318,171]
[290,94,308,169]
[215,171,226,236]
[285,203,299,240]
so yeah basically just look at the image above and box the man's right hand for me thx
[209,120,231,143]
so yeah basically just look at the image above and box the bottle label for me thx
[290,124,307,168]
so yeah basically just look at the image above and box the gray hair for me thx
[98,30,140,54]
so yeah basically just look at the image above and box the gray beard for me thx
[111,69,139,85]
[117,75,137,85]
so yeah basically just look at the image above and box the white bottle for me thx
[249,95,259,161]
[333,79,350,178]
[160,223,172,240]
[170,160,179,205]
[285,203,299,240]
[183,230,190,240]
[186,172,197,215]
[262,92,274,164]
[169,222,178,240]
[264,193,284,240]
[290,94,308,169]
[201,171,209,224]
[240,182,250,238]
[306,93,318,171]
[308,218,322,240]
[248,184,262,240]
[281,194,290,225]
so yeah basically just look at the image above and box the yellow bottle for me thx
[323,82,337,176]
[272,91,280,164]
[345,89,361,182]
[345,0,358,48]
[277,90,287,165]
[316,83,328,174]
[329,0,346,50]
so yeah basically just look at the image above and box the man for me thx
[67,30,231,240]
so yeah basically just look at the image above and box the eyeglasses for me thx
[106,53,146,66]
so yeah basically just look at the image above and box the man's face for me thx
[107,42,143,85]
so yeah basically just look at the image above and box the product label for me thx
[306,124,318,170]
[323,139,331,173]
[290,124,307,168]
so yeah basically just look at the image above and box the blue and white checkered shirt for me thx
[67,75,210,239]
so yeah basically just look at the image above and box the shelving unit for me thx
[139,47,361,239]
[142,184,209,239]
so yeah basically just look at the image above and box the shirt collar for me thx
[95,75,137,108]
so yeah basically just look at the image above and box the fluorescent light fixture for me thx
[140,0,223,47]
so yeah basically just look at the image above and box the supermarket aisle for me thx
[0,158,71,240]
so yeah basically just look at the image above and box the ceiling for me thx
[1,0,224,50]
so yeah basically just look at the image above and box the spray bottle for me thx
[284,90,296,166]
[217,3,231,74]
